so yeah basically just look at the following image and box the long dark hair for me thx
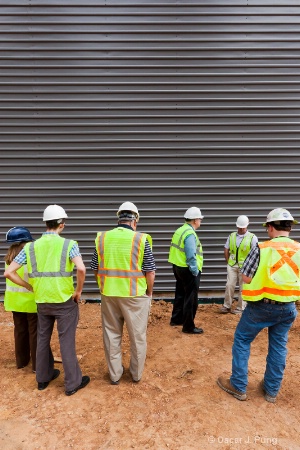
[5,242,26,265]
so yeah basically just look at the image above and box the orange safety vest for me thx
[242,237,300,302]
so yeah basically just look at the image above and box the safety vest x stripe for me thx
[170,229,203,255]
[97,231,144,296]
[260,241,300,277]
[28,239,73,278]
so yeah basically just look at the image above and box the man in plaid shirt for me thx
[217,208,300,403]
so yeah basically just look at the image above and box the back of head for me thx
[6,226,34,243]
[5,227,34,264]
[43,204,68,229]
[184,206,204,221]
[117,201,139,222]
[263,208,297,231]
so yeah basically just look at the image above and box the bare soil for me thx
[0,300,299,450]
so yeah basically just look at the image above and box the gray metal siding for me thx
[1,1,300,294]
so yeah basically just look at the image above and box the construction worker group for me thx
[3,203,299,403]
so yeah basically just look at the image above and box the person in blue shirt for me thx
[168,207,204,334]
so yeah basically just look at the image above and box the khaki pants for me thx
[101,294,151,383]
[224,264,246,311]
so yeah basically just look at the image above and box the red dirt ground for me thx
[0,300,299,450]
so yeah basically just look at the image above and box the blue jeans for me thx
[230,301,297,396]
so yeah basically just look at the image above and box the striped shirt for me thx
[90,226,156,273]
[241,244,260,278]
[14,232,81,265]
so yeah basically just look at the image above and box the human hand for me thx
[72,291,82,303]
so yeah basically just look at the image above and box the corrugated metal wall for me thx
[1,1,300,295]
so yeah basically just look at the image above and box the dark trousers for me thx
[36,298,82,392]
[12,312,37,371]
[171,265,201,332]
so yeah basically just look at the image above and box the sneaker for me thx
[219,306,230,314]
[231,309,242,315]
[217,376,247,401]
[260,380,276,403]
[65,375,90,396]
[38,368,60,391]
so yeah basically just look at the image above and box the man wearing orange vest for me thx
[91,202,156,385]
[217,208,299,403]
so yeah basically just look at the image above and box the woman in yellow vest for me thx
[4,205,90,396]
[4,226,37,372]
[217,208,299,404]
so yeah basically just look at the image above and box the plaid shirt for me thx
[241,244,260,278]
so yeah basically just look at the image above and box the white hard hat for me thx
[117,201,139,222]
[184,207,204,220]
[263,208,298,226]
[236,215,249,228]
[43,204,68,222]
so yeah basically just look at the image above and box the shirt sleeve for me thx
[251,234,259,248]
[184,234,199,276]
[224,235,230,249]
[241,245,260,278]
[69,243,81,260]
[90,248,99,271]
[13,248,27,265]
[142,239,156,272]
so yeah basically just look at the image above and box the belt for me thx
[258,298,291,305]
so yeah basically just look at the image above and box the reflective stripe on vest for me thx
[242,237,300,302]
[168,223,203,270]
[28,239,73,278]
[6,266,30,293]
[4,265,36,313]
[170,228,203,257]
[97,231,145,296]
[228,232,254,267]
[6,286,30,293]
[259,240,300,277]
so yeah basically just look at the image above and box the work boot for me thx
[217,376,247,401]
[260,380,276,403]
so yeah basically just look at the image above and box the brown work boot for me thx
[217,376,247,401]
[259,380,276,403]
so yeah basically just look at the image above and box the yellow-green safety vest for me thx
[242,237,300,303]
[24,234,75,303]
[4,264,36,313]
[228,232,254,268]
[95,227,152,297]
[168,223,203,270]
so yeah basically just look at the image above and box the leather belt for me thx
[258,298,291,305]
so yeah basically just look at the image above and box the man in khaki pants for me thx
[220,215,258,315]
[90,202,156,385]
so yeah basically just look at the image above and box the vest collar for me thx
[117,224,134,231]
